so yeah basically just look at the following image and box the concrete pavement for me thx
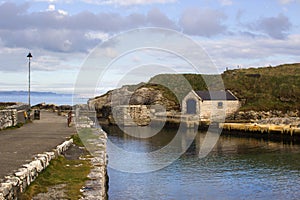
[0,111,76,180]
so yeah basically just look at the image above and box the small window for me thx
[217,102,223,109]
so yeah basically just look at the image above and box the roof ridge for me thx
[193,90,238,100]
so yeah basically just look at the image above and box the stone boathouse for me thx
[182,90,240,120]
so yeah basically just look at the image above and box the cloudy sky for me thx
[0,0,299,94]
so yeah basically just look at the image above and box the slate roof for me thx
[194,90,238,101]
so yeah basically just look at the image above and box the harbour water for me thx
[104,125,300,200]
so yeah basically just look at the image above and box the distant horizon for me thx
[0,91,73,95]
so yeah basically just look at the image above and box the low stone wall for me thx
[228,110,299,121]
[0,110,17,130]
[258,117,300,126]
[0,103,30,130]
[0,139,73,200]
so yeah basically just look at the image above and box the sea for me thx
[0,91,89,106]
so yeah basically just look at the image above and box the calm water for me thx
[104,125,300,200]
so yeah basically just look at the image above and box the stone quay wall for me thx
[75,107,108,200]
[0,110,18,130]
[80,129,108,200]
[0,139,73,200]
[110,105,151,126]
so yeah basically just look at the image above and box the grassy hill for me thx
[147,63,300,111]
[221,63,300,111]
[93,63,299,112]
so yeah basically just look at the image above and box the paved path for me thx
[0,111,76,180]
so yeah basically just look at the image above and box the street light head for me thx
[27,52,32,58]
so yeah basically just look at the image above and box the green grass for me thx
[147,63,300,112]
[77,128,103,153]
[221,64,300,111]
[77,128,99,143]
[19,135,92,200]
[71,133,86,147]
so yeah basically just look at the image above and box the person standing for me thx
[67,111,72,127]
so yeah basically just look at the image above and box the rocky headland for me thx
[88,84,178,120]
[32,103,73,112]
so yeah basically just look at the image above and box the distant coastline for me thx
[0,91,72,96]
[0,91,87,106]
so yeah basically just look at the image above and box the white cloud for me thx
[278,0,295,4]
[132,55,141,63]
[85,31,110,41]
[47,4,55,11]
[46,3,68,15]
[179,8,227,37]
[33,0,56,2]
[201,34,300,69]
[81,0,177,6]
[219,0,233,6]
[0,2,179,53]
[58,9,68,15]
[147,7,177,29]
[1,2,299,74]
[104,47,119,58]
[251,14,291,39]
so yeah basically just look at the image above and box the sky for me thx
[0,0,300,95]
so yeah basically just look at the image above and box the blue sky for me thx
[0,0,299,95]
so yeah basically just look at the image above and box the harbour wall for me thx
[220,123,300,142]
[75,107,108,200]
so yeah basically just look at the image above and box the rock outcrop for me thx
[32,103,73,112]
[88,85,179,120]
[129,87,177,109]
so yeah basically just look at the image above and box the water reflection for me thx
[104,125,200,173]
[103,125,300,200]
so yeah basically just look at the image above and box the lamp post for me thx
[27,52,32,109]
